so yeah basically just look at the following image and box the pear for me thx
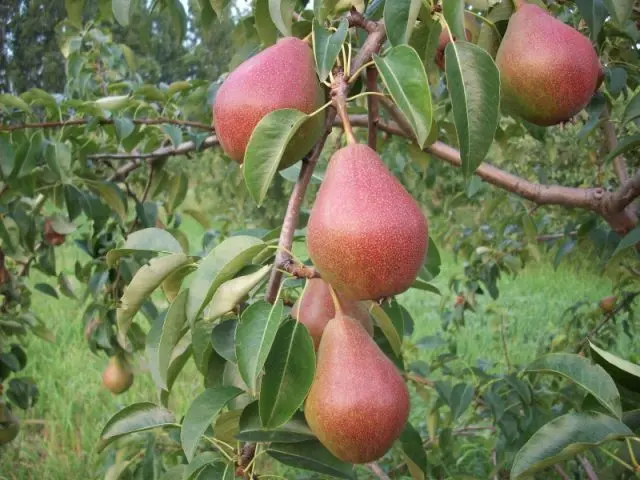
[304,314,410,463]
[291,278,373,350]
[306,144,428,301]
[213,37,326,168]
[496,2,602,126]
[102,356,134,395]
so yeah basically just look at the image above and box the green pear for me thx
[304,314,410,463]
[102,356,134,395]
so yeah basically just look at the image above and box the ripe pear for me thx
[291,278,373,350]
[496,2,602,126]
[102,356,134,395]
[304,314,410,463]
[435,28,472,70]
[306,144,428,301]
[213,37,326,168]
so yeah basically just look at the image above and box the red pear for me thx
[304,314,410,463]
[306,144,428,301]
[213,37,325,168]
[291,278,373,350]
[496,3,602,126]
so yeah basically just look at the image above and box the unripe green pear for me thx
[291,278,373,350]
[102,356,134,395]
[496,2,602,126]
[306,144,428,301]
[213,37,325,168]
[304,314,410,463]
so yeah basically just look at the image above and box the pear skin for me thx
[304,314,410,463]
[102,356,134,395]
[291,278,373,350]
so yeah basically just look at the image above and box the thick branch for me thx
[610,170,640,213]
[0,117,212,132]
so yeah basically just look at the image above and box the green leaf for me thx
[449,382,474,421]
[442,0,466,40]
[58,272,77,299]
[97,402,177,452]
[114,117,135,141]
[162,264,196,302]
[211,318,238,363]
[255,0,279,46]
[107,228,184,267]
[236,300,284,394]
[622,91,640,125]
[237,400,315,442]
[374,45,432,148]
[268,0,296,36]
[575,0,607,40]
[589,341,640,394]
[259,320,315,428]
[243,109,310,205]
[0,94,33,114]
[313,18,348,82]
[186,236,265,324]
[613,225,640,256]
[146,290,188,390]
[511,412,634,479]
[65,0,85,26]
[205,264,271,320]
[400,422,428,474]
[605,135,640,163]
[601,0,634,25]
[384,0,422,46]
[369,302,402,356]
[34,283,59,299]
[112,0,132,26]
[445,41,500,177]
[267,440,355,479]
[117,254,190,349]
[166,171,189,213]
[180,387,243,462]
[526,353,622,418]
[86,180,127,221]
[160,342,193,407]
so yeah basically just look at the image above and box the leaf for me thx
[605,134,640,163]
[449,382,474,421]
[589,341,640,394]
[400,422,428,474]
[205,264,271,320]
[97,402,177,452]
[58,273,77,299]
[368,302,402,356]
[259,320,315,428]
[107,228,184,267]
[384,0,422,46]
[622,91,640,124]
[601,0,634,25]
[313,18,348,82]
[114,117,135,141]
[86,180,127,221]
[146,290,188,390]
[211,319,238,363]
[236,300,284,394]
[444,41,500,177]
[180,387,243,461]
[117,254,190,349]
[243,109,310,205]
[374,45,432,148]
[268,0,296,36]
[0,94,33,114]
[267,440,355,479]
[162,264,197,302]
[575,0,607,40]
[442,0,466,40]
[112,0,132,26]
[167,172,189,213]
[237,400,315,442]
[526,353,622,418]
[255,0,279,46]
[187,236,265,324]
[511,412,634,479]
[613,225,640,256]
[34,283,59,299]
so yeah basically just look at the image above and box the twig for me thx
[332,70,356,144]
[366,66,379,150]
[554,464,571,480]
[405,373,435,387]
[280,259,319,279]
[578,455,599,480]
[0,117,213,132]
[366,463,391,480]
[602,106,629,184]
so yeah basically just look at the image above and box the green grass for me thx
[0,223,615,479]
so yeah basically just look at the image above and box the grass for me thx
[0,219,616,479]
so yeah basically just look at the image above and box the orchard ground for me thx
[0,216,616,479]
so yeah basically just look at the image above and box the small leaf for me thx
[526,353,622,418]
[146,290,188,390]
[267,440,355,479]
[601,0,634,25]
[622,91,640,125]
[605,134,640,163]
[442,0,466,41]
[181,386,243,461]
[58,273,77,299]
[268,0,296,36]
[34,283,59,299]
[114,117,135,141]
[236,300,284,394]
[511,411,634,479]
[107,228,185,267]
[589,341,640,394]
[444,41,500,177]
[255,0,279,46]
[98,402,177,452]
[205,264,271,320]
[186,236,265,324]
[384,0,422,46]
[313,18,348,82]
[259,320,315,428]
[369,302,402,356]
[112,0,132,26]
[237,400,315,442]
[94,94,131,111]
[613,225,640,256]
[0,94,33,114]
[244,109,310,205]
[449,382,474,421]
[86,180,127,221]
[117,254,190,349]
[374,45,432,147]
[400,422,428,474]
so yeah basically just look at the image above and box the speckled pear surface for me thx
[291,278,373,350]
[496,3,602,126]
[102,356,133,394]
[307,144,428,301]
[304,314,410,464]
[213,37,325,168]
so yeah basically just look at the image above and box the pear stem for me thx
[327,284,344,316]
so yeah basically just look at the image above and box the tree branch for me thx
[0,117,213,132]
[366,463,391,480]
